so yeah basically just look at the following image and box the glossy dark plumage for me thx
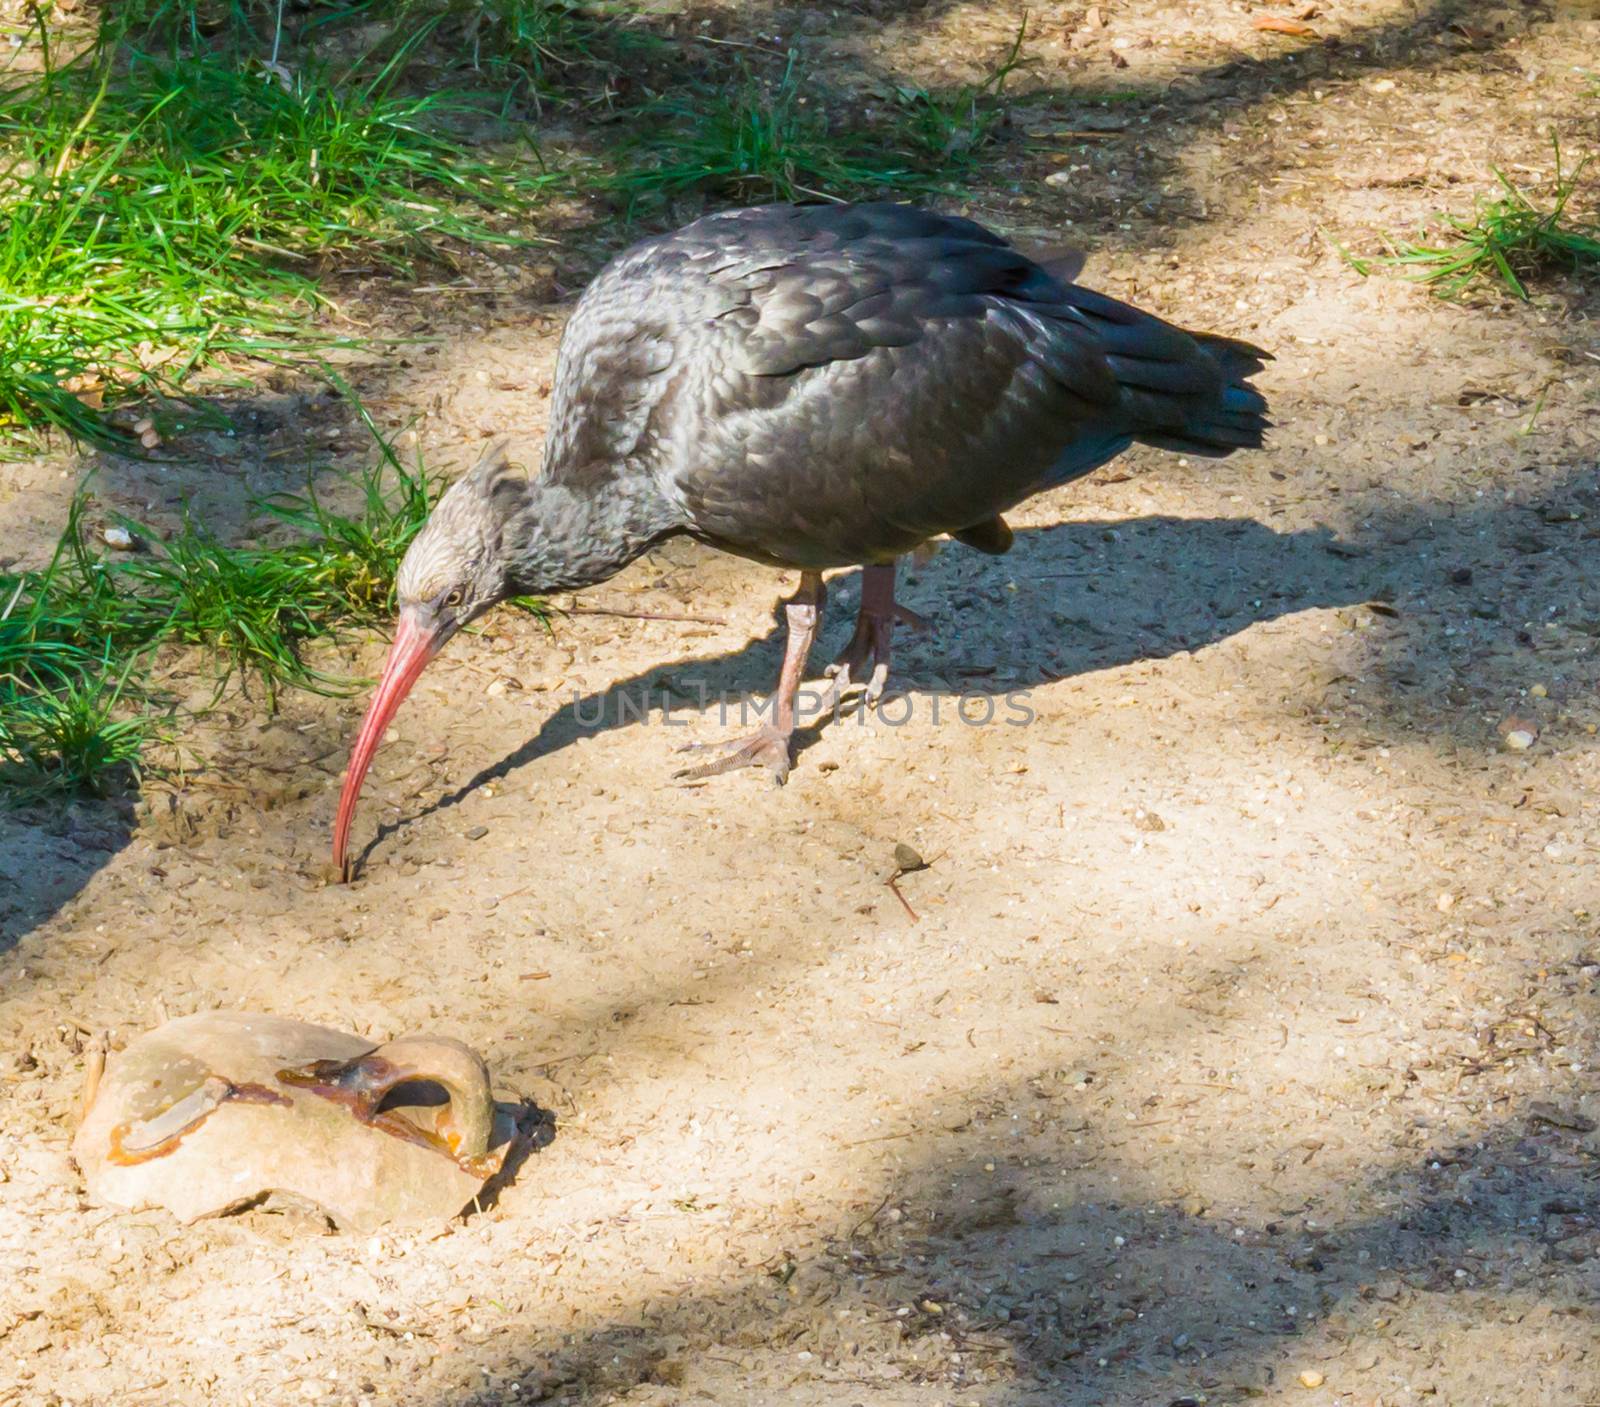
[538,200,1269,574]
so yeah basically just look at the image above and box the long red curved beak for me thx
[333,608,445,880]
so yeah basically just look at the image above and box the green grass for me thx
[0,525,164,796]
[1340,136,1599,300]
[0,431,443,796]
[886,21,1027,170]
[433,0,654,100]
[609,33,1027,206]
[0,22,554,446]
[3,2,1028,441]
[117,0,654,107]
[609,56,923,205]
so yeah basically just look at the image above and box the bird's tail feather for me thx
[1138,331,1272,458]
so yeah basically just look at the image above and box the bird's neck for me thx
[504,473,679,596]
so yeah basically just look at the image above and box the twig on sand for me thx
[848,1193,894,1240]
[566,604,729,626]
[886,874,919,923]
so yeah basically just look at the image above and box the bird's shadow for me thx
[354,511,1375,867]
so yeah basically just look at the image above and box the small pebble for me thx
[893,842,928,872]
[1298,1369,1326,1388]
[465,826,489,841]
[102,526,134,549]
[1498,715,1538,750]
[1530,683,1547,698]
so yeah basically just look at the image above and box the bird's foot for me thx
[673,724,793,785]
[825,603,932,707]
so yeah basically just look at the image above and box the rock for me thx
[893,843,928,873]
[1298,1369,1326,1388]
[1498,715,1538,750]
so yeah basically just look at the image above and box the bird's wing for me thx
[703,203,1070,378]
[539,203,1044,482]
[539,282,686,481]
[701,203,1268,462]
[540,203,1266,564]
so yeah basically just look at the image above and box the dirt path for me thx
[3,2,1598,1404]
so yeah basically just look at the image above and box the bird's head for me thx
[333,440,529,878]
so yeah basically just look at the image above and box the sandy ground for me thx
[3,1,1599,1404]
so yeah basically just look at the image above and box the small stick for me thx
[527,1050,596,1074]
[848,1193,894,1240]
[885,874,919,924]
[357,1304,432,1339]
[841,1129,916,1149]
[566,605,728,626]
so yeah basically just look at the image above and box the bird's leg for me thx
[825,562,931,706]
[675,571,826,784]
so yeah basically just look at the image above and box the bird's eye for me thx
[443,587,465,609]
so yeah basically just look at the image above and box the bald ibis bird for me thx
[333,201,1269,874]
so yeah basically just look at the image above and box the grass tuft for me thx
[0,430,445,797]
[0,526,162,796]
[886,21,1027,170]
[1339,135,1599,300]
[608,55,922,205]
[609,30,1027,207]
[0,23,554,446]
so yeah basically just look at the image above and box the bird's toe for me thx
[863,661,891,705]
[673,726,792,784]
